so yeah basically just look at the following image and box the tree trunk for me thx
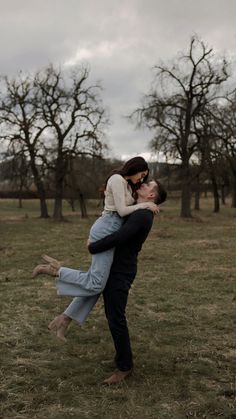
[221,184,226,205]
[53,197,63,220]
[194,176,200,210]
[30,159,49,218]
[194,190,200,210]
[17,182,24,208]
[39,196,50,218]
[181,182,192,217]
[67,199,75,212]
[18,188,23,209]
[227,161,236,208]
[231,178,236,208]
[53,179,64,221]
[53,154,66,221]
[79,192,88,218]
[180,161,192,218]
[229,167,236,208]
[211,176,220,213]
[35,177,49,218]
[35,181,49,218]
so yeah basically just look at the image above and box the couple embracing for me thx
[33,156,167,385]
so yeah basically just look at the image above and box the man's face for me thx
[137,180,157,201]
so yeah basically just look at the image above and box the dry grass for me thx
[0,197,236,418]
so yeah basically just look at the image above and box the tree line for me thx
[0,35,235,219]
[0,154,121,217]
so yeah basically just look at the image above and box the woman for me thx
[32,157,158,339]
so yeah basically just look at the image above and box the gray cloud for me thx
[0,0,236,159]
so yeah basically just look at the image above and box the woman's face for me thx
[128,170,148,184]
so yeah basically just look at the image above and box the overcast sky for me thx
[0,0,236,160]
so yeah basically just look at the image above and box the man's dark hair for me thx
[154,180,167,205]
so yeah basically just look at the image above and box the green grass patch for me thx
[0,198,236,418]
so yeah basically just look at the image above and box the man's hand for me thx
[87,239,91,248]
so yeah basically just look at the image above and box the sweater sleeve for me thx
[107,175,150,217]
[88,210,153,254]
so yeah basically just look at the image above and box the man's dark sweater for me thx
[88,209,154,372]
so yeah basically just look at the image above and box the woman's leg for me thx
[48,295,100,341]
[56,213,122,297]
[64,295,100,324]
[56,248,115,296]
[46,213,123,334]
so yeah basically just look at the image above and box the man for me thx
[88,179,167,384]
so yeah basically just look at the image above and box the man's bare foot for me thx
[48,314,71,342]
[103,369,132,385]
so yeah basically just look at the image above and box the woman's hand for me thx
[140,201,160,214]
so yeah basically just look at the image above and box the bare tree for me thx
[35,65,108,221]
[132,35,230,217]
[0,73,49,217]
[210,97,236,208]
[8,148,31,208]
[194,110,222,213]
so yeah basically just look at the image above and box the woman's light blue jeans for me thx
[56,212,123,324]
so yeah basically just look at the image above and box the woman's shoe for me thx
[48,314,71,342]
[32,263,59,278]
[42,254,62,269]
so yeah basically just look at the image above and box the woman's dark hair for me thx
[118,156,149,177]
[105,156,149,192]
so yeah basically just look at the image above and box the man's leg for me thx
[103,276,133,384]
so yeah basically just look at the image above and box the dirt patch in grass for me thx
[186,239,222,248]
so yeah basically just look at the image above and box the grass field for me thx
[0,197,236,419]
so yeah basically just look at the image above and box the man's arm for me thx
[88,209,153,254]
